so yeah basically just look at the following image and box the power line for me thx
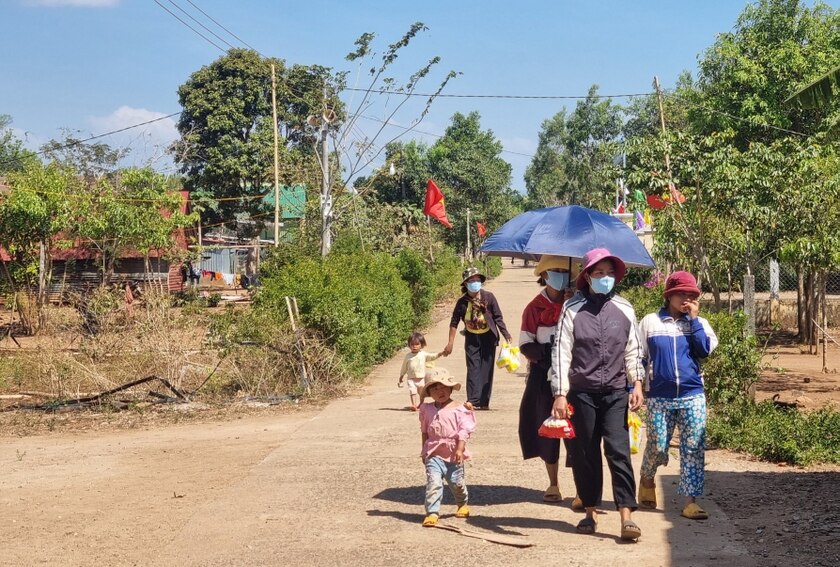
[0,112,182,170]
[664,93,808,137]
[164,0,237,50]
[345,88,655,100]
[183,0,256,52]
[152,0,225,52]
[358,114,535,159]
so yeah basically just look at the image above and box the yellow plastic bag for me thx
[496,344,521,373]
[628,411,643,454]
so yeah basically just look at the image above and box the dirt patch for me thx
[758,330,840,409]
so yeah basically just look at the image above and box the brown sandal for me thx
[620,520,642,541]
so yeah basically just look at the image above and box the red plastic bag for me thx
[538,416,576,439]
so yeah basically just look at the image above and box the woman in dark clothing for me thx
[551,248,644,541]
[518,255,582,508]
[442,267,511,409]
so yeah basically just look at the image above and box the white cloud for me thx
[24,0,119,7]
[88,106,179,169]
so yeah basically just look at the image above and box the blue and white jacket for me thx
[637,308,718,399]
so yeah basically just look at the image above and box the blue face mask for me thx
[466,281,482,294]
[545,271,570,291]
[590,275,615,295]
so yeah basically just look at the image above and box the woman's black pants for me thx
[566,389,638,510]
[464,331,496,408]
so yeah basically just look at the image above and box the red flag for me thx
[423,179,452,228]
[476,222,487,238]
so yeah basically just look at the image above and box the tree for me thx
[694,0,840,145]
[322,22,458,255]
[41,130,127,183]
[0,162,77,334]
[73,168,197,282]
[0,115,38,174]
[426,111,516,251]
[173,48,335,235]
[525,86,623,211]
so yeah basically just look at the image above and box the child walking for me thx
[637,271,718,520]
[398,332,442,411]
[418,368,476,527]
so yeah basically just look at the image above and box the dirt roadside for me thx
[1,264,838,566]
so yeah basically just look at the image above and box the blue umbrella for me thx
[479,205,655,268]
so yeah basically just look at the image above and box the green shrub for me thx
[255,249,413,377]
[622,283,665,319]
[429,249,462,296]
[396,248,435,327]
[709,400,840,465]
[703,310,761,406]
[482,255,503,279]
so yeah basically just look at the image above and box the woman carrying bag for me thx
[442,267,511,410]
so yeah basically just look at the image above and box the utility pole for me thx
[653,76,673,178]
[319,117,331,256]
[271,64,281,247]
[320,88,332,256]
[466,208,472,262]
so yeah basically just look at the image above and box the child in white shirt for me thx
[398,332,442,411]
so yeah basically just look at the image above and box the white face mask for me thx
[589,275,615,295]
[545,271,570,291]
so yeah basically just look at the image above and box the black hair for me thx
[408,332,427,347]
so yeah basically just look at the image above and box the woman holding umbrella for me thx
[518,255,582,508]
[550,248,645,540]
[442,267,512,410]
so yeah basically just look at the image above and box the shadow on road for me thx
[373,484,546,506]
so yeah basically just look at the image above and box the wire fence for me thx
[750,261,840,298]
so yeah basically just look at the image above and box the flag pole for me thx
[466,208,472,262]
[427,215,435,263]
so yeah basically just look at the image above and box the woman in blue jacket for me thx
[637,271,718,520]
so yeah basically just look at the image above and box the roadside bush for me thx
[429,249,462,297]
[622,283,664,319]
[206,307,351,398]
[482,255,503,279]
[396,248,435,328]
[703,310,762,406]
[255,249,413,377]
[708,399,840,465]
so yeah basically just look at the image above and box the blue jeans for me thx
[424,456,468,515]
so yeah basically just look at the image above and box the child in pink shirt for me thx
[418,368,476,527]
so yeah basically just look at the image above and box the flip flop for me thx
[576,516,597,534]
[638,484,657,509]
[543,485,562,503]
[422,513,439,527]
[620,520,642,541]
[681,502,709,520]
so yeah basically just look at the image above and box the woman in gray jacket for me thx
[550,248,644,541]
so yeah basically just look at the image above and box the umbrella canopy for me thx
[479,205,655,268]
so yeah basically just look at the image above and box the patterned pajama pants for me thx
[640,394,706,497]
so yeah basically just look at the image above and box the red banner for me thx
[423,179,452,228]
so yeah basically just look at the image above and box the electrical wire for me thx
[0,112,182,170]
[345,88,655,100]
[152,0,225,52]
[183,0,257,51]
[664,93,808,137]
[164,0,237,50]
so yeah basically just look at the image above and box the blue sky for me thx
[3,0,827,190]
